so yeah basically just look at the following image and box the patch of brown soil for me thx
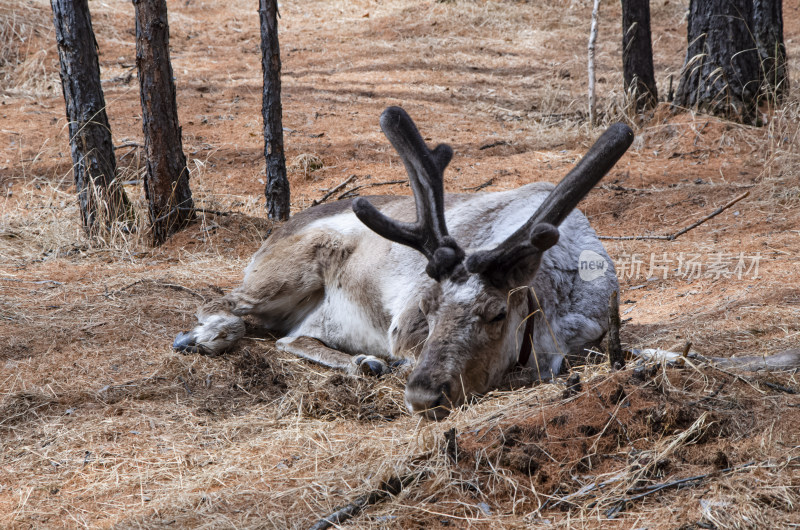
[386,365,800,528]
[459,371,733,496]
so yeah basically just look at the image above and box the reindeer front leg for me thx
[174,235,329,356]
[276,336,394,376]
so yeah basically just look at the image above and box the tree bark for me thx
[259,0,290,220]
[134,0,194,245]
[621,0,658,111]
[51,0,132,235]
[753,0,789,103]
[674,0,788,124]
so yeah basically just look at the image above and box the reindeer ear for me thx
[530,223,559,251]
[465,224,558,287]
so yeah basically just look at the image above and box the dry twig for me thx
[309,473,420,530]
[337,179,407,200]
[177,206,230,217]
[110,279,205,300]
[462,178,494,192]
[599,191,749,241]
[312,174,357,206]
[478,140,509,150]
[605,461,757,517]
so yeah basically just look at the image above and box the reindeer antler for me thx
[352,107,465,281]
[466,123,634,285]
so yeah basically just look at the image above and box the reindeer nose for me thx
[405,379,453,421]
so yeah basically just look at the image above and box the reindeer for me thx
[174,106,633,420]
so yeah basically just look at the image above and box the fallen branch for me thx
[177,206,230,217]
[548,460,758,513]
[337,179,407,200]
[110,279,206,300]
[462,178,494,192]
[114,141,143,149]
[312,174,357,206]
[118,147,140,162]
[151,207,177,225]
[96,374,167,395]
[598,191,749,241]
[1,277,62,285]
[688,353,769,394]
[601,184,658,193]
[479,140,509,150]
[604,461,757,518]
[667,191,750,240]
[762,381,798,395]
[309,473,420,530]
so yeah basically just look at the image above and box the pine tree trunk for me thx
[621,0,658,111]
[674,0,787,124]
[51,0,132,235]
[259,0,290,220]
[134,0,194,245]
[753,0,789,103]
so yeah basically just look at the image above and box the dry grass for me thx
[289,153,325,180]
[0,0,59,98]
[2,0,800,528]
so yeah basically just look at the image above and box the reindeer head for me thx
[354,107,632,420]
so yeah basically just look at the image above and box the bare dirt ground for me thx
[1,0,799,528]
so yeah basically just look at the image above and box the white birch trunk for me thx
[588,0,602,126]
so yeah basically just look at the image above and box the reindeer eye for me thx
[490,311,507,323]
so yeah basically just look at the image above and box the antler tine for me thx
[467,123,634,280]
[353,107,464,281]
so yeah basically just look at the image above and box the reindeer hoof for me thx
[354,355,390,376]
[173,332,199,354]
[391,358,410,368]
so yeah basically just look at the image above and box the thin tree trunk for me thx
[259,0,290,220]
[588,0,602,127]
[621,0,658,111]
[51,0,132,235]
[134,0,194,245]
[673,0,786,124]
[607,290,624,369]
